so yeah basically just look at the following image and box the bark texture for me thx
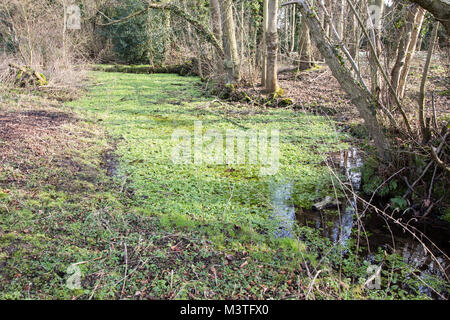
[219,0,241,83]
[265,0,280,93]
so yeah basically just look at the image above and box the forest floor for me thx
[0,70,447,299]
[251,51,449,132]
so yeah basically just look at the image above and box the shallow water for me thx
[270,182,296,238]
[271,147,362,245]
[270,147,449,298]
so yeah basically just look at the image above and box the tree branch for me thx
[409,0,450,35]
[97,2,224,57]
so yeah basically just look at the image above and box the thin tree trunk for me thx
[290,5,296,53]
[240,1,245,63]
[284,6,289,54]
[147,9,154,66]
[265,0,280,94]
[337,0,345,40]
[210,0,223,75]
[418,22,439,143]
[348,0,359,59]
[183,0,193,44]
[398,7,426,98]
[298,15,313,70]
[391,5,418,98]
[219,0,241,83]
[261,0,268,86]
[417,33,424,52]
[327,0,334,38]
[210,0,222,44]
[368,0,384,98]
[162,0,171,62]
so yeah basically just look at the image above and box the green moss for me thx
[37,72,48,86]
[14,68,48,87]
[279,97,293,107]
[272,87,285,98]
[437,89,450,97]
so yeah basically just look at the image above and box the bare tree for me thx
[368,0,384,98]
[298,14,313,70]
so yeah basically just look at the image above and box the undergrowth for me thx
[0,73,446,299]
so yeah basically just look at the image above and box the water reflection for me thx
[269,147,449,298]
[270,182,296,238]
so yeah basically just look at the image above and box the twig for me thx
[430,146,450,173]
[328,168,449,281]
[428,165,438,202]
[120,241,128,299]
[305,269,325,300]
[432,91,438,130]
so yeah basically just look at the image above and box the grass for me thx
[0,72,443,299]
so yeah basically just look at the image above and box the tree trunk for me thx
[337,0,345,40]
[265,0,280,94]
[219,0,241,84]
[398,7,426,99]
[418,22,439,143]
[409,0,450,35]
[298,15,313,70]
[147,9,154,66]
[284,6,289,54]
[323,0,332,38]
[391,5,419,99]
[210,0,224,75]
[240,1,245,63]
[163,6,171,62]
[368,0,384,98]
[261,0,269,86]
[348,0,359,59]
[290,5,296,53]
[210,0,223,44]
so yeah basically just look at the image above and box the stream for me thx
[270,147,449,299]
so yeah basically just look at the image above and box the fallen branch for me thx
[9,63,48,86]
